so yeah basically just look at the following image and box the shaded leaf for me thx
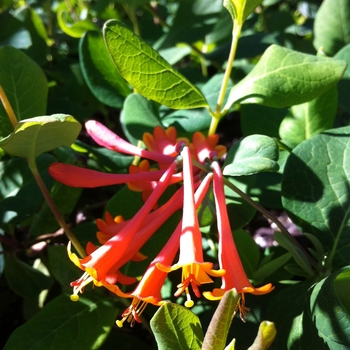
[282,126,350,270]
[79,31,130,109]
[310,266,350,348]
[4,255,53,298]
[151,303,204,350]
[103,20,208,109]
[3,294,117,350]
[335,43,350,114]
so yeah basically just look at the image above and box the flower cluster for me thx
[49,120,273,326]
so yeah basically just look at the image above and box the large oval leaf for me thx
[223,135,279,176]
[282,126,350,270]
[150,303,204,350]
[103,20,208,110]
[0,46,48,137]
[0,114,81,158]
[3,294,117,350]
[313,0,350,56]
[223,45,346,111]
[79,31,130,109]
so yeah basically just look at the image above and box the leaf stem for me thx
[209,21,242,136]
[27,157,86,258]
[0,84,18,127]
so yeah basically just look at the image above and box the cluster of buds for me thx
[49,120,273,327]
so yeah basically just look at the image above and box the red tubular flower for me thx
[157,147,225,307]
[190,132,227,163]
[85,120,175,165]
[68,161,178,301]
[114,171,214,327]
[203,161,274,319]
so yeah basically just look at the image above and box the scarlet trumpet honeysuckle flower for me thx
[203,161,274,319]
[157,147,225,307]
[68,161,177,301]
[113,171,214,327]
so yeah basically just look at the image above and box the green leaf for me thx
[335,43,350,114]
[310,266,350,348]
[202,289,240,350]
[4,255,53,298]
[240,104,288,138]
[0,46,48,137]
[313,0,350,56]
[121,93,162,144]
[150,303,204,350]
[29,182,82,237]
[234,229,260,278]
[274,231,313,276]
[103,20,208,109]
[223,45,346,111]
[224,0,263,25]
[57,11,99,38]
[0,114,81,158]
[253,252,291,282]
[47,245,82,292]
[223,135,279,176]
[248,321,276,350]
[279,86,338,148]
[3,294,117,350]
[79,31,130,109]
[282,125,350,270]
[0,154,55,226]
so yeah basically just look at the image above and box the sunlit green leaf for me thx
[0,46,48,137]
[150,303,203,350]
[103,20,208,109]
[224,135,279,176]
[202,289,240,350]
[313,0,350,56]
[223,45,346,110]
[0,114,81,158]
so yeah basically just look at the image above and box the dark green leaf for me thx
[240,104,288,138]
[3,294,117,350]
[334,43,350,114]
[103,20,208,109]
[150,303,204,350]
[0,46,48,137]
[313,0,350,56]
[0,114,81,158]
[282,126,350,270]
[121,93,162,144]
[4,255,53,298]
[310,266,350,348]
[224,45,346,110]
[279,86,338,148]
[79,31,130,109]
[224,135,279,176]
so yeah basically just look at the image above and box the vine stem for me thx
[0,84,18,127]
[192,159,318,270]
[27,157,86,258]
[208,21,242,136]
